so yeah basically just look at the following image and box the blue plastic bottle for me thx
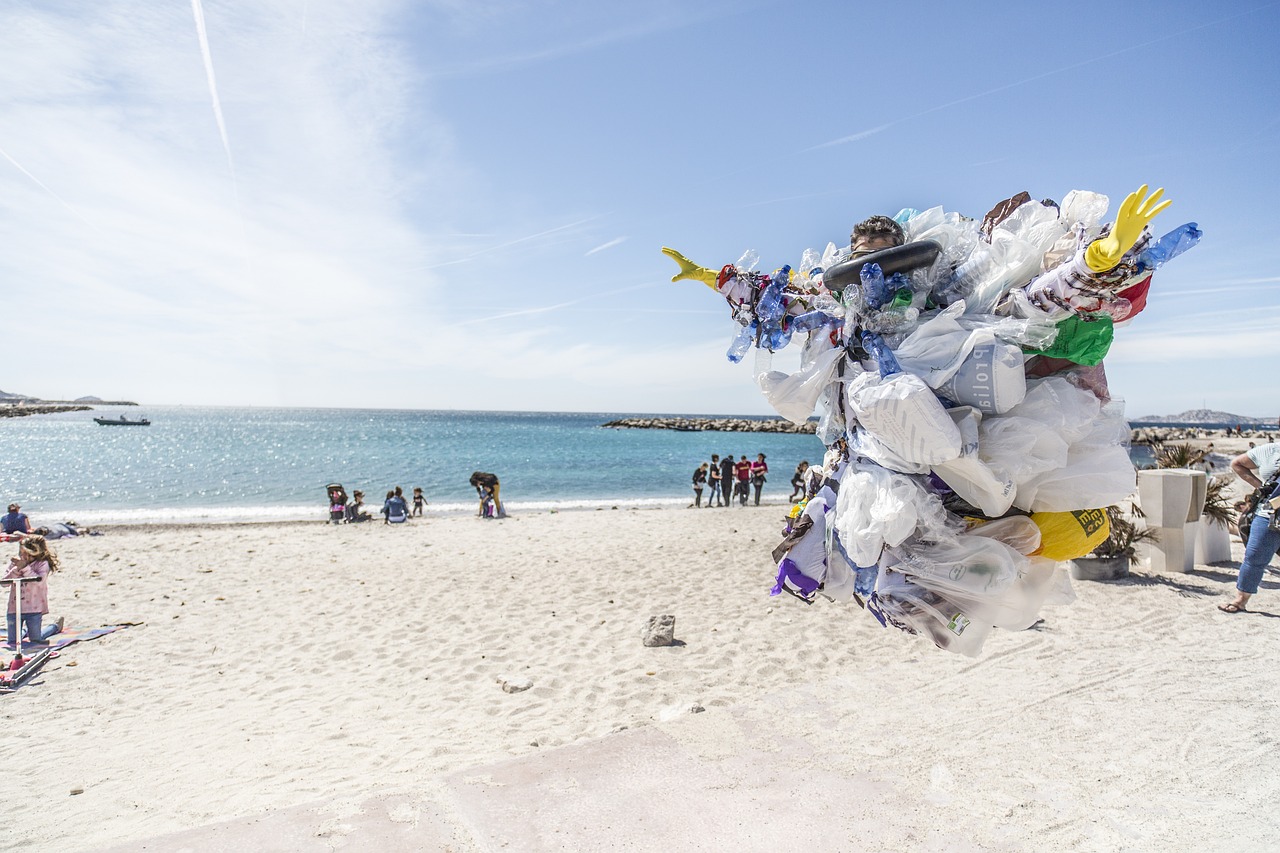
[726,321,757,363]
[1138,222,1201,272]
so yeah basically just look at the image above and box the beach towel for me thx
[47,623,136,650]
[3,624,136,693]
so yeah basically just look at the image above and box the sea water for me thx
[5,407,1240,526]
[0,407,827,525]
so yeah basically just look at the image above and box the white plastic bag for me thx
[756,345,844,425]
[1010,384,1136,511]
[931,407,1017,517]
[848,371,962,467]
[892,302,1027,415]
[833,460,954,568]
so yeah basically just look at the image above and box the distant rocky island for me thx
[1130,409,1275,425]
[603,416,814,434]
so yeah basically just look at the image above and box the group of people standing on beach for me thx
[690,453,773,507]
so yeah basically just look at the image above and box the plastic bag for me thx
[931,407,1017,517]
[756,345,844,425]
[1013,391,1135,512]
[1031,509,1110,561]
[848,371,962,467]
[923,555,1059,632]
[871,571,993,658]
[886,534,1024,597]
[833,460,955,568]
[967,515,1042,556]
[939,340,1026,414]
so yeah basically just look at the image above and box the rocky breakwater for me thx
[602,416,815,434]
[1130,426,1273,445]
[1,404,92,419]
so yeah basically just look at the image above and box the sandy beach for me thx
[6,497,1279,852]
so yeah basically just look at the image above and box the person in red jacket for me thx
[734,456,752,506]
[750,453,769,506]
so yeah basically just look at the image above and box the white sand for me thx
[7,505,1279,851]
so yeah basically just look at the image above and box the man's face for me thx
[851,233,899,256]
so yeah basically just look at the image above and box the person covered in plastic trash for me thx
[662,183,1198,657]
[469,471,505,518]
[1219,443,1280,614]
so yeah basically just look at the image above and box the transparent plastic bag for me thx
[1012,389,1135,512]
[978,414,1070,505]
[871,571,993,658]
[967,515,1042,556]
[833,460,954,568]
[757,345,844,425]
[931,407,1017,517]
[886,534,1023,598]
[914,555,1058,632]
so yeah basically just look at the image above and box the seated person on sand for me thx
[345,490,373,523]
[2,503,32,538]
[382,490,409,524]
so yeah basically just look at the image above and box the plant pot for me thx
[1068,555,1130,581]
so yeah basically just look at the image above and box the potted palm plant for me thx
[1069,505,1159,581]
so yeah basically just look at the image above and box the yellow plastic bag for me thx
[1031,509,1110,561]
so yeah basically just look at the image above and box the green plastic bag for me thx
[1024,314,1113,365]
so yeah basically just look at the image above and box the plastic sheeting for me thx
[678,184,1195,656]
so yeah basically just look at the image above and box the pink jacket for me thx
[5,559,49,615]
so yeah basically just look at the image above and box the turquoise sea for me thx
[0,407,828,525]
[7,407,1252,526]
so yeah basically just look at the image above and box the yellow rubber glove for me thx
[661,247,719,289]
[1084,184,1172,272]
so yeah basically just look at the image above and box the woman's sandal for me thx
[1217,602,1248,614]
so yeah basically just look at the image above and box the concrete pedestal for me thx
[1138,469,1208,573]
[1194,518,1234,564]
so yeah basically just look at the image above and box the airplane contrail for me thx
[191,0,236,182]
[0,144,96,229]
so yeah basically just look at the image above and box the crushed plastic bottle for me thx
[791,310,843,333]
[860,263,895,310]
[727,320,757,363]
[861,331,902,377]
[735,248,761,272]
[1137,222,1201,272]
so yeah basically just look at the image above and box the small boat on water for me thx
[94,415,150,426]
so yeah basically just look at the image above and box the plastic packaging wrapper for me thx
[1030,509,1110,561]
[870,571,993,658]
[672,182,1196,656]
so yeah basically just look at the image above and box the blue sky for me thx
[3,0,1278,418]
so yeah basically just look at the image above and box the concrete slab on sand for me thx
[93,792,469,852]
[95,699,1000,852]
